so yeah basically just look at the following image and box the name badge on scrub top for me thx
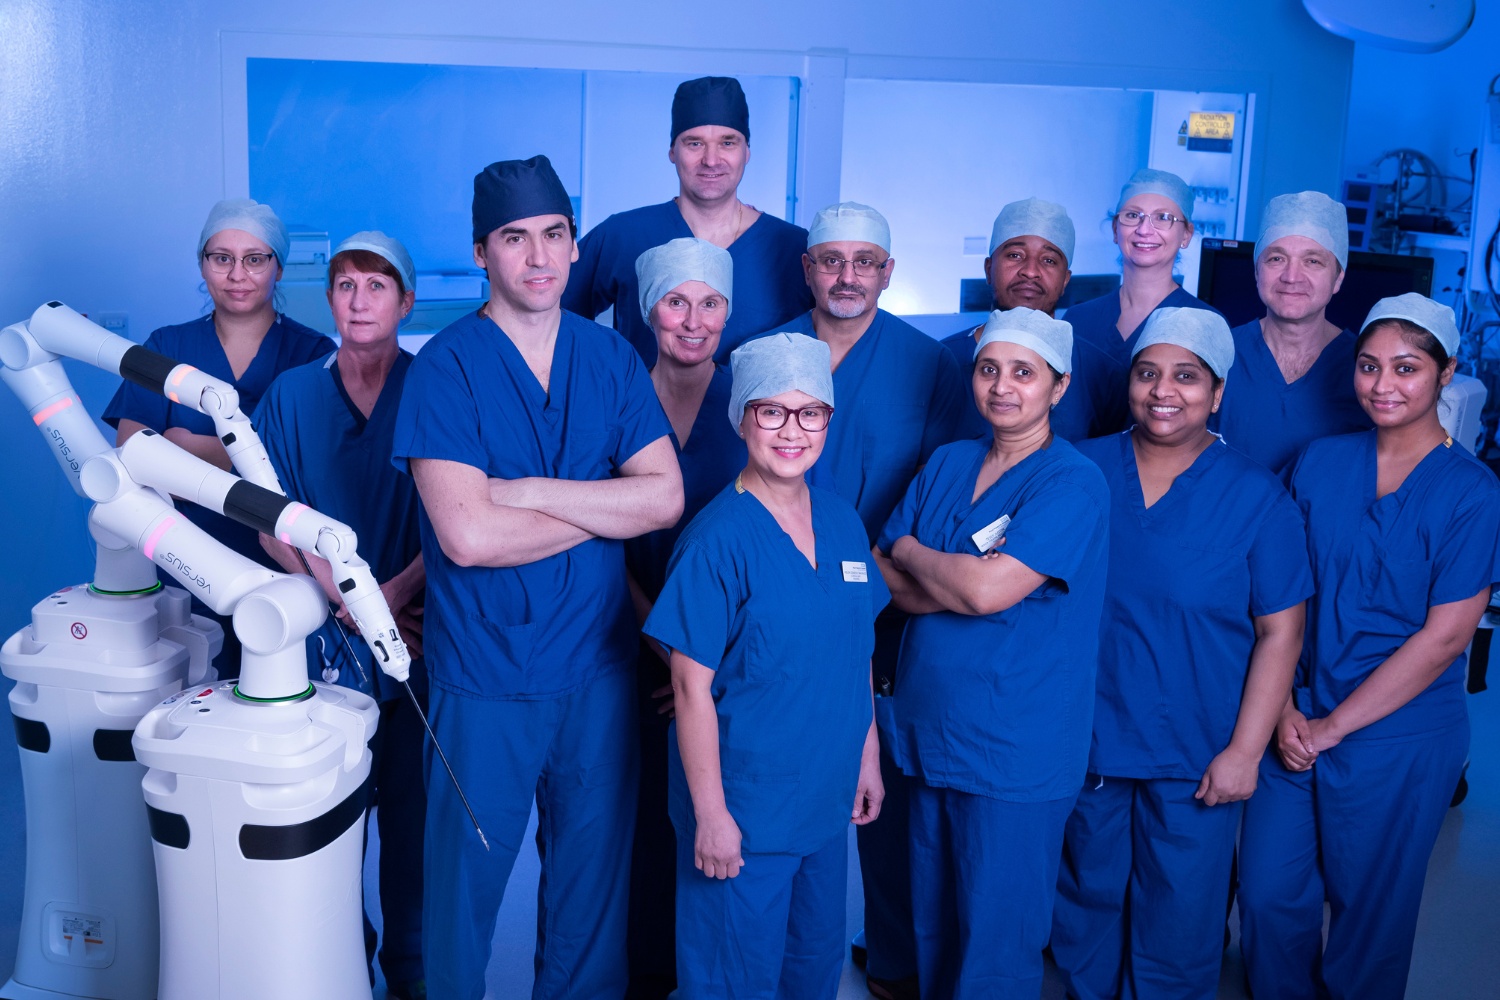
[842,561,869,583]
[971,514,1011,554]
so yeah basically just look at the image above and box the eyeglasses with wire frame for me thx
[746,402,834,432]
[201,250,278,274]
[810,253,891,277]
[1114,210,1186,230]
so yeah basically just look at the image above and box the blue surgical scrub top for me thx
[941,323,1095,443]
[624,364,747,600]
[103,313,336,566]
[1062,287,1221,438]
[563,200,813,367]
[877,437,1110,802]
[769,310,966,543]
[643,481,891,855]
[391,309,671,699]
[1214,321,1371,477]
[254,351,425,703]
[1290,432,1500,741]
[1076,431,1313,779]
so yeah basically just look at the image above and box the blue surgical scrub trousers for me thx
[1238,723,1468,1000]
[423,668,638,1000]
[909,783,1074,1000]
[674,826,847,1000]
[1051,776,1242,1000]
[366,692,428,986]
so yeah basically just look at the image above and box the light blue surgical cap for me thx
[990,198,1076,263]
[975,308,1073,375]
[1116,168,1194,220]
[1256,191,1350,270]
[635,237,734,326]
[198,198,289,265]
[332,231,417,294]
[1134,307,1235,379]
[807,202,891,252]
[1362,293,1461,358]
[728,333,834,435]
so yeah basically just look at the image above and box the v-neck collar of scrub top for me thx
[1117,428,1226,519]
[957,437,1057,522]
[1360,430,1455,516]
[1243,320,1357,391]
[668,198,775,251]
[482,310,573,421]
[1095,286,1193,363]
[327,350,410,434]
[207,311,293,384]
[735,476,839,585]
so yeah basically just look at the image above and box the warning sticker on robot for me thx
[69,622,87,640]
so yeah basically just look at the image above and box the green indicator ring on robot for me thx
[231,683,316,704]
[88,581,165,597]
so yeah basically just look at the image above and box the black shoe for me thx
[866,972,920,1000]
[388,980,427,1000]
[851,941,868,969]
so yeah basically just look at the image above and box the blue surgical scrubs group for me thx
[102,73,1500,1000]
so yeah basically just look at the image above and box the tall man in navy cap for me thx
[941,197,1080,439]
[393,155,684,999]
[752,202,964,1000]
[565,75,812,367]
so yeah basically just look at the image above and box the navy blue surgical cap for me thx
[671,76,750,143]
[472,155,574,243]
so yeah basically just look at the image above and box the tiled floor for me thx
[2,677,1496,999]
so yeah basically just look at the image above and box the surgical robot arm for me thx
[18,300,280,489]
[87,432,413,684]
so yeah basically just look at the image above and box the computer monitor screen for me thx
[1196,239,1434,332]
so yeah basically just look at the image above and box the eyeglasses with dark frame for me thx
[1114,210,1186,230]
[746,402,834,432]
[201,250,278,275]
[810,253,891,277]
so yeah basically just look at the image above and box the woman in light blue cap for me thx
[1238,293,1500,1000]
[252,230,426,1000]
[643,332,888,999]
[1051,306,1311,1000]
[1063,168,1223,438]
[102,198,335,670]
[872,308,1110,998]
[622,236,745,999]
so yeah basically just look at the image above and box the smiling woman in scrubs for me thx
[1214,192,1370,475]
[643,333,888,999]
[103,198,335,671]
[1049,307,1311,1000]
[873,308,1110,999]
[622,237,745,1000]
[253,231,427,1000]
[1062,169,1221,437]
[1237,294,1500,1000]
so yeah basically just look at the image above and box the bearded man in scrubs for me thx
[392,155,684,1000]
[940,197,1078,440]
[757,201,963,1000]
[565,75,812,367]
[1214,191,1370,475]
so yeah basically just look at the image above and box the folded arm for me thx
[411,457,595,568]
[888,534,1046,616]
[488,435,684,539]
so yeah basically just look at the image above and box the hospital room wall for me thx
[0,0,1353,631]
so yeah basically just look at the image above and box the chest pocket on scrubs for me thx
[1362,550,1432,627]
[562,425,621,480]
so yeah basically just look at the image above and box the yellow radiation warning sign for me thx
[1187,112,1235,152]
